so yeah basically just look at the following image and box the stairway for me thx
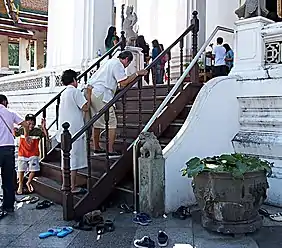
[30,11,201,220]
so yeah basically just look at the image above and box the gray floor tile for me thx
[250,226,282,248]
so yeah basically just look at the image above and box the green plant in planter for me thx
[181,153,273,179]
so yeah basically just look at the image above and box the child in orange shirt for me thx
[15,114,48,194]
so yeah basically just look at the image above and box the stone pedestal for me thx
[124,46,147,86]
[138,132,165,217]
[230,17,274,79]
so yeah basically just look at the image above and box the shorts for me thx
[90,93,117,129]
[18,157,40,172]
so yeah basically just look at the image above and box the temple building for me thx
[0,0,47,75]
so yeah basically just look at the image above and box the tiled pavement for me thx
[0,197,281,248]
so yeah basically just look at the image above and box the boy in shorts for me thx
[15,114,48,194]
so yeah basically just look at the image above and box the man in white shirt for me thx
[87,50,147,156]
[212,37,227,77]
[57,70,89,194]
[0,94,29,212]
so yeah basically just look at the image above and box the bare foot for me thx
[17,188,23,195]
[26,182,34,193]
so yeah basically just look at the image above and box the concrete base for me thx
[138,157,165,217]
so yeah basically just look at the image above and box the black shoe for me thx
[93,149,106,156]
[108,151,122,158]
[158,231,168,247]
[134,236,155,248]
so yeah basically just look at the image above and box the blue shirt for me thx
[226,50,234,69]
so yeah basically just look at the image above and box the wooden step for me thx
[116,109,154,124]
[32,176,82,205]
[115,96,166,110]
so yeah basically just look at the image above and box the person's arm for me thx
[41,118,49,140]
[74,89,88,112]
[13,112,30,141]
[86,86,92,108]
[211,47,216,60]
[113,64,148,87]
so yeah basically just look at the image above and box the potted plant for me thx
[182,153,272,234]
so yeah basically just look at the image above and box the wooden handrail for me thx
[71,24,195,144]
[34,38,125,118]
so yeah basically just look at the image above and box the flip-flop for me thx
[29,196,40,204]
[258,208,270,217]
[39,228,62,239]
[16,195,32,203]
[269,213,282,222]
[36,200,53,209]
[57,227,73,238]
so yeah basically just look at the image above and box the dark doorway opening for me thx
[266,0,277,13]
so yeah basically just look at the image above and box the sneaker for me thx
[134,236,155,248]
[138,213,152,223]
[157,231,168,247]
[133,215,149,226]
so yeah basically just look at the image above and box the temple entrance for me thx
[266,0,277,13]
[266,0,282,21]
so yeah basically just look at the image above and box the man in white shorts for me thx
[86,50,147,156]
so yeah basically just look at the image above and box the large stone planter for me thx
[193,171,268,234]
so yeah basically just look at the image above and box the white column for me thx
[34,39,45,70]
[0,35,9,70]
[46,0,114,69]
[205,0,240,47]
[19,38,31,72]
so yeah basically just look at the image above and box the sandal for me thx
[29,196,40,204]
[172,206,191,220]
[269,213,282,222]
[57,227,73,238]
[39,228,62,239]
[119,203,134,213]
[104,220,115,232]
[36,200,53,210]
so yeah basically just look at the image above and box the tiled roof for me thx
[20,0,48,13]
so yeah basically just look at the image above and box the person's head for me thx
[0,94,8,107]
[223,43,231,52]
[136,35,146,48]
[61,69,78,88]
[25,114,36,131]
[152,39,160,48]
[117,50,133,68]
[105,26,117,48]
[217,37,223,45]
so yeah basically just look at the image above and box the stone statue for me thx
[235,0,269,19]
[122,6,138,45]
[139,132,163,159]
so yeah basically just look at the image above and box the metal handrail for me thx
[132,26,234,210]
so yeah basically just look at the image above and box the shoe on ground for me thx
[134,236,155,248]
[158,231,168,247]
[133,215,149,226]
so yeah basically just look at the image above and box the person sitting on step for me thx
[15,114,48,195]
[86,50,148,157]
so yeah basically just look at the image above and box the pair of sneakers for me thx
[134,231,168,248]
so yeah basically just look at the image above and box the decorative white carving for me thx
[232,96,282,179]
[265,42,281,64]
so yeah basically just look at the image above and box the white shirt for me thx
[212,45,226,66]
[0,105,23,146]
[87,58,127,103]
[56,85,87,142]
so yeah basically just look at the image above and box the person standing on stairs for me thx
[86,50,148,157]
[0,94,30,212]
[56,70,89,194]
[212,37,227,77]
